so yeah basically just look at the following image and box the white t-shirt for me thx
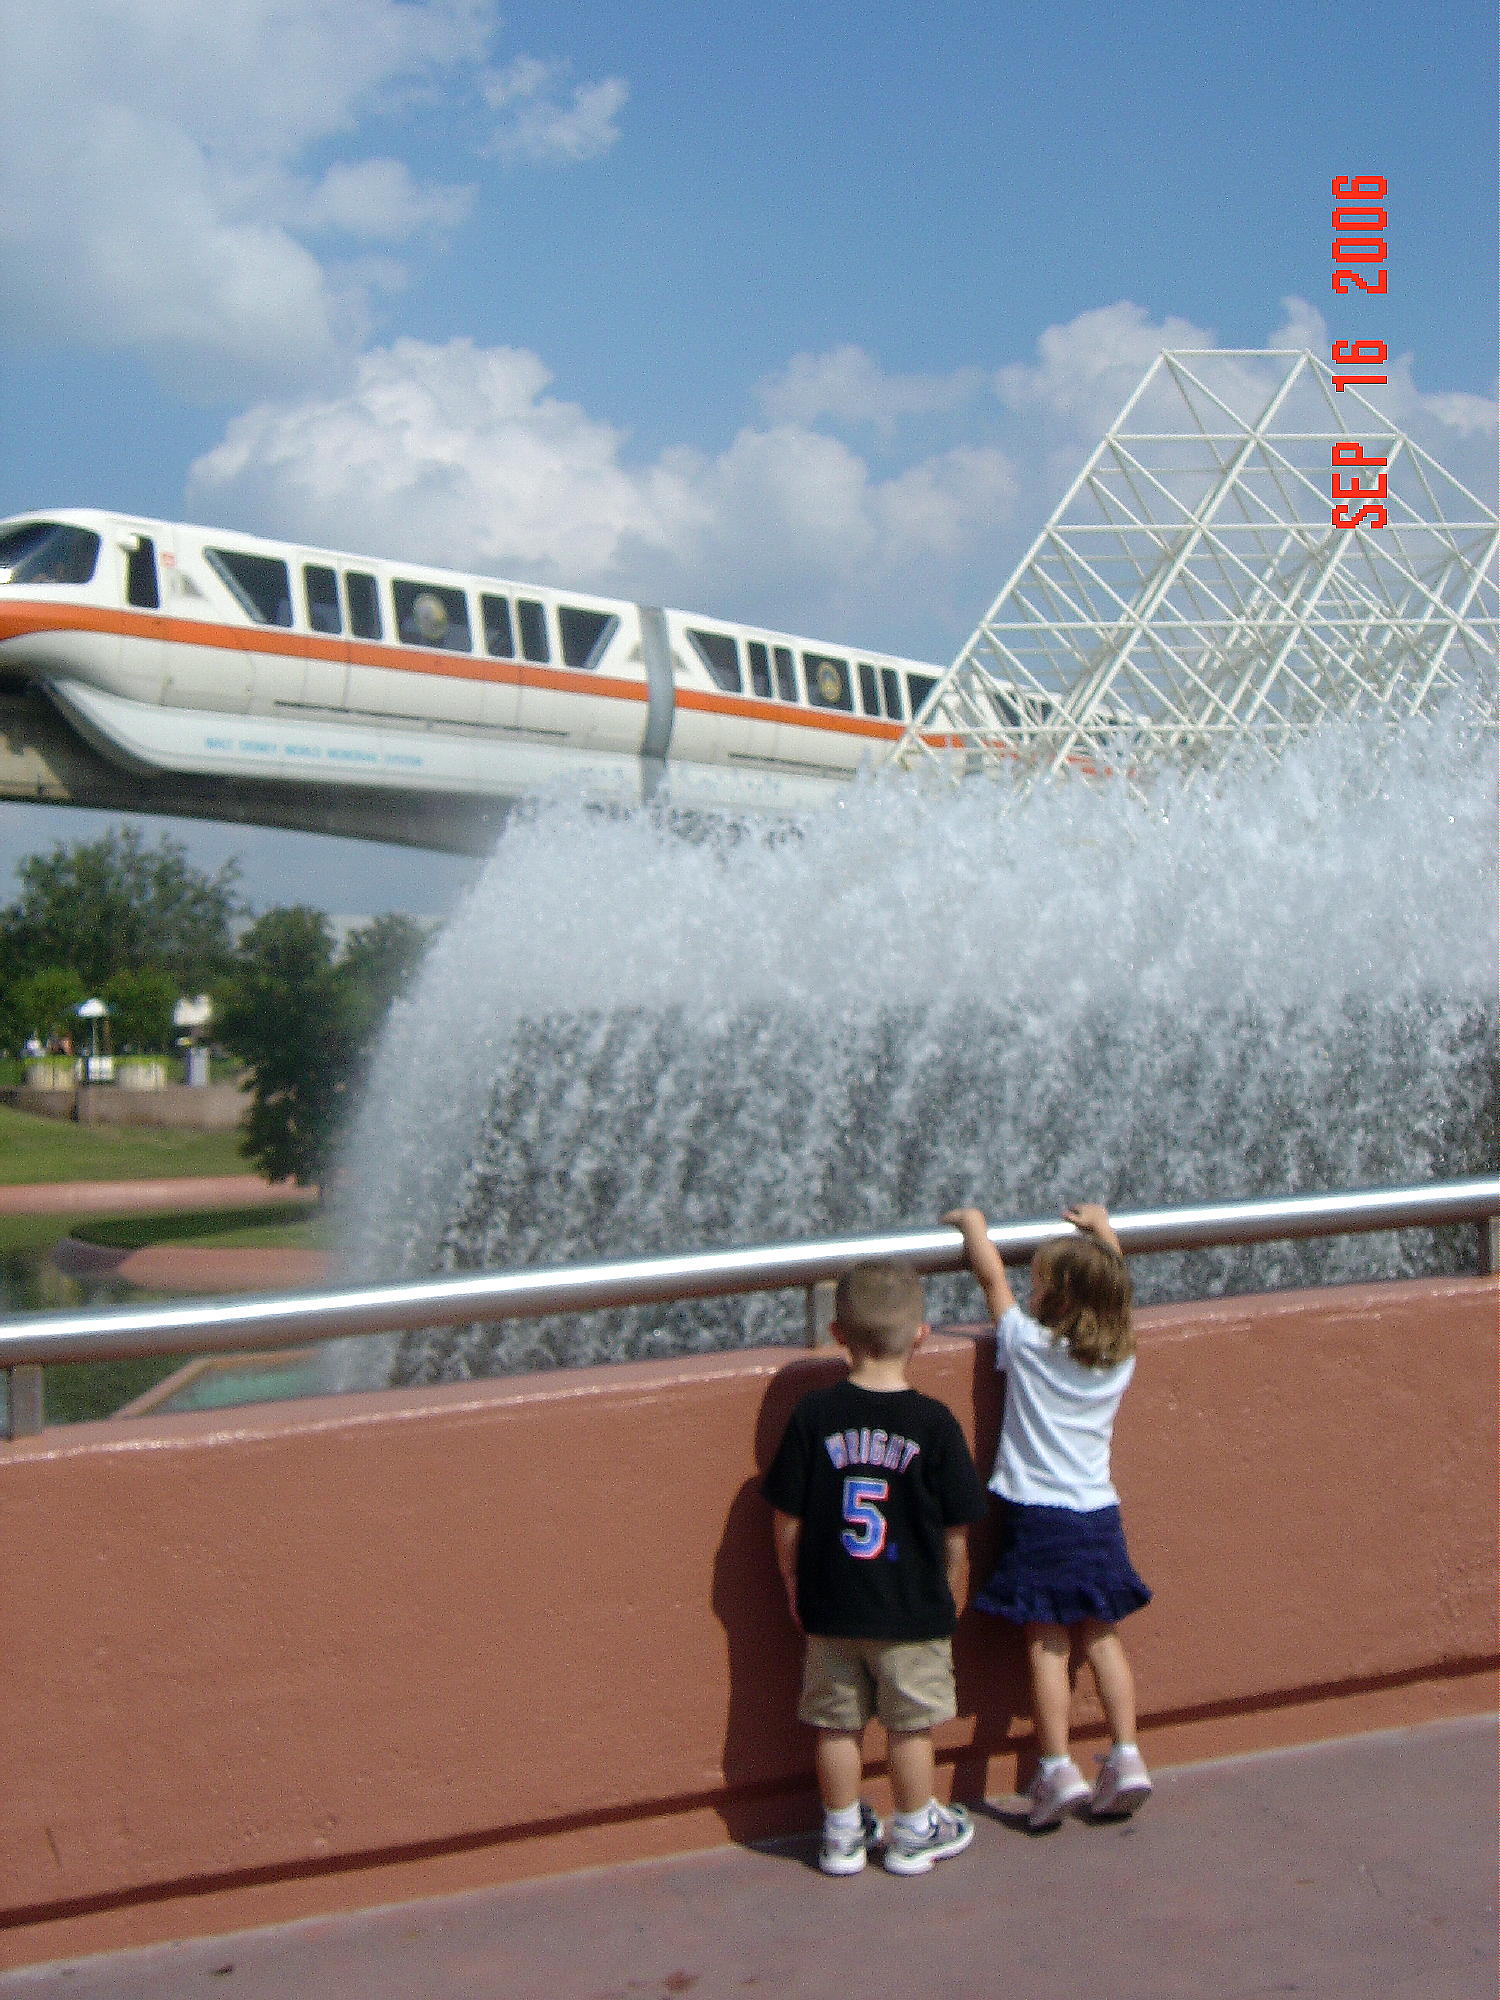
[990,1304,1134,1511]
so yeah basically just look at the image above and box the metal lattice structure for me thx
[886,349,1499,788]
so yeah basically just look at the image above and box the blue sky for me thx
[1,0,1494,914]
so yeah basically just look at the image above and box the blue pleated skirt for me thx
[975,1500,1152,1627]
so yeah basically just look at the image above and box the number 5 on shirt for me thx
[841,1476,890,1558]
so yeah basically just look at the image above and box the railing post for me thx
[804,1280,837,1348]
[1478,1217,1500,1277]
[5,1365,44,1440]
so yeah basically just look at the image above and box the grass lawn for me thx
[0,1104,253,1184]
[77,1204,331,1252]
[42,1355,201,1426]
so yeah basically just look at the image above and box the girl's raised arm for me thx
[1063,1202,1123,1257]
[943,1207,1017,1323]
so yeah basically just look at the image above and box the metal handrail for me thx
[3,1176,1497,1439]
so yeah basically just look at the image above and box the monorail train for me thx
[0,506,1021,829]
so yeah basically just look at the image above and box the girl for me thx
[943,1202,1153,1829]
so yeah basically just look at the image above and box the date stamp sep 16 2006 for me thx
[1330,175,1388,529]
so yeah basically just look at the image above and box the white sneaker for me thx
[1092,1744,1153,1818]
[1028,1758,1092,1829]
[883,1802,975,1875]
[819,1801,883,1876]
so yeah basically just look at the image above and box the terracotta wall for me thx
[1,1274,1495,1969]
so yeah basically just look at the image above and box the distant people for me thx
[763,1260,987,1876]
[944,1203,1153,1828]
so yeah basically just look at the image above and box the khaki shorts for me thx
[798,1634,958,1734]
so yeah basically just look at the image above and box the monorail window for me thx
[688,629,742,694]
[126,537,160,610]
[559,606,618,670]
[987,686,1022,728]
[805,653,852,712]
[774,646,797,702]
[518,599,550,663]
[206,547,292,626]
[345,570,382,641]
[880,667,906,721]
[747,641,773,700]
[906,672,937,721]
[394,580,472,652]
[0,521,101,586]
[303,565,342,636]
[857,663,879,716]
[481,593,515,659]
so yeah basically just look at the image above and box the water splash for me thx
[329,717,1497,1387]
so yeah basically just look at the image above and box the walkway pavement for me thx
[0,1176,316,1217]
[4,1715,1493,1999]
[51,1234,330,1292]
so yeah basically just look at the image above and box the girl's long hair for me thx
[1030,1235,1134,1368]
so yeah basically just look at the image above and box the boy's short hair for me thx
[834,1260,926,1358]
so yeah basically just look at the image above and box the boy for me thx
[763,1260,988,1875]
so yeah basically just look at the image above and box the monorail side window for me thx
[126,537,160,610]
[345,571,382,641]
[857,663,880,716]
[688,629,741,693]
[518,599,551,663]
[906,672,937,721]
[481,594,515,659]
[987,686,1022,728]
[304,565,342,635]
[558,606,618,670]
[394,580,472,652]
[880,667,905,721]
[804,653,852,712]
[0,522,101,586]
[747,641,773,700]
[773,646,797,702]
[206,547,292,626]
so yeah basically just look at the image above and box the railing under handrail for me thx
[3,1176,1498,1439]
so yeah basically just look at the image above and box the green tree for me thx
[216,908,349,1188]
[0,826,242,990]
[216,909,433,1188]
[337,913,433,1046]
[12,967,87,1048]
[102,968,179,1053]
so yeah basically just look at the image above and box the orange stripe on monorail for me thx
[0,598,988,757]
[0,599,648,705]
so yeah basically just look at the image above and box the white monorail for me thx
[0,508,1033,826]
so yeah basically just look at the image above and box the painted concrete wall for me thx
[1,1275,1495,1968]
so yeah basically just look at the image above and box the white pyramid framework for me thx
[886,350,1498,789]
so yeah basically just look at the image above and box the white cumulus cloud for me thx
[184,308,1491,661]
[300,160,473,242]
[483,57,628,164]
[186,337,1018,649]
[757,346,987,432]
[0,0,627,394]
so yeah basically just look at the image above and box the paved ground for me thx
[5,1716,1494,2000]
[51,1234,330,1292]
[0,1177,317,1218]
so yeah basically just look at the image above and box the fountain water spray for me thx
[329,716,1497,1388]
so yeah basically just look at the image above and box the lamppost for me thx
[75,997,114,1084]
[174,995,214,1086]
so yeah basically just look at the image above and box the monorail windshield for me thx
[0,521,101,586]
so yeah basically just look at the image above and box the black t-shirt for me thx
[763,1379,988,1641]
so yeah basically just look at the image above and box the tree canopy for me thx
[216,908,433,1188]
[0,826,242,991]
